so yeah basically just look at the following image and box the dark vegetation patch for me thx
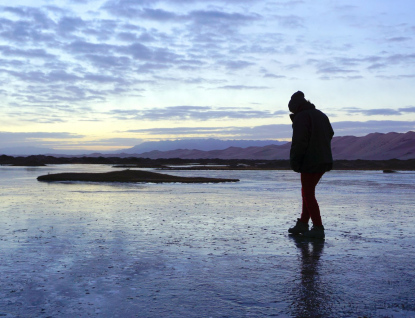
[37,170,239,183]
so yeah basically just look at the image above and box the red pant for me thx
[300,172,324,227]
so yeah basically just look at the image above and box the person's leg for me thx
[299,186,311,224]
[300,172,324,226]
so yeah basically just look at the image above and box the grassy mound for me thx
[37,169,239,183]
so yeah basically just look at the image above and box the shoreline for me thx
[1,155,414,171]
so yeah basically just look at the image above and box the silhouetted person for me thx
[287,91,334,239]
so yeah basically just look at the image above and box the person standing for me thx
[287,91,334,239]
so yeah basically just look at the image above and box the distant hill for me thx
[0,139,286,156]
[120,138,287,154]
[331,131,415,160]
[133,144,290,160]
[2,132,414,160]
[132,131,415,160]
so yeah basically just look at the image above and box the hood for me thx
[288,91,306,114]
[289,101,316,122]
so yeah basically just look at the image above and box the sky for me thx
[0,0,414,151]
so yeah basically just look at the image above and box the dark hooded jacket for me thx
[289,94,334,173]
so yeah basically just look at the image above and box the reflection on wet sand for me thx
[1,167,415,317]
[289,236,332,318]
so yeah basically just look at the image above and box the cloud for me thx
[139,8,184,21]
[87,137,144,147]
[120,42,182,63]
[332,4,358,11]
[104,4,261,21]
[367,63,387,70]
[128,126,228,134]
[362,109,402,116]
[57,16,86,34]
[0,9,56,44]
[385,53,415,65]
[101,0,154,18]
[138,62,172,73]
[318,66,357,74]
[319,75,363,80]
[5,108,71,124]
[0,58,25,67]
[218,85,270,90]
[307,51,415,78]
[125,121,415,139]
[343,107,402,116]
[66,41,117,55]
[83,54,132,69]
[2,6,54,28]
[263,73,286,79]
[218,60,255,70]
[0,46,55,59]
[0,0,414,149]
[83,73,127,84]
[376,74,415,79]
[185,9,262,42]
[2,68,128,87]
[0,131,84,148]
[189,10,260,25]
[229,43,280,55]
[126,124,293,139]
[3,81,107,119]
[309,59,358,75]
[103,0,262,9]
[0,2,269,114]
[386,37,411,42]
[342,107,415,116]
[274,15,304,29]
[68,0,91,3]
[117,31,156,43]
[103,0,261,23]
[399,106,415,113]
[111,105,282,121]
[332,121,415,136]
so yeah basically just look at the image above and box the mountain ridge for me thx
[0,138,286,156]
[1,132,414,160]
[132,131,415,160]
[120,138,287,154]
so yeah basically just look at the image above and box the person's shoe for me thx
[288,219,309,235]
[303,225,325,239]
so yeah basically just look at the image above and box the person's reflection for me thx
[289,236,329,318]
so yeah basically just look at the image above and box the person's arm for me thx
[290,114,311,172]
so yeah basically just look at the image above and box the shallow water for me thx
[0,165,414,317]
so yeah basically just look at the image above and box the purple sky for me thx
[0,0,414,151]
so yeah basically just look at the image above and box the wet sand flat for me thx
[0,165,414,317]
